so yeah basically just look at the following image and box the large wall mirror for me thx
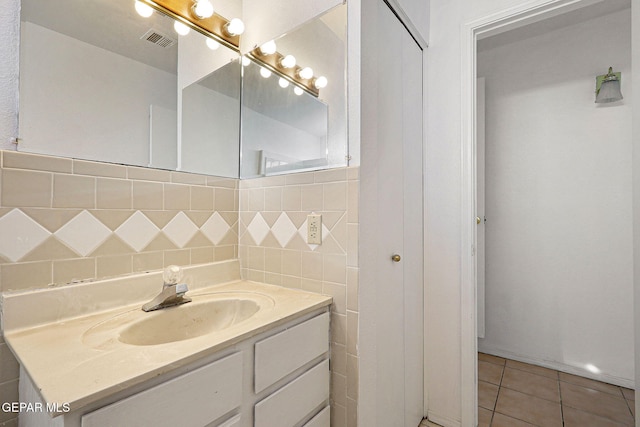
[18,0,347,179]
[240,5,347,178]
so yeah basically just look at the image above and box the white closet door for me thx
[371,1,424,425]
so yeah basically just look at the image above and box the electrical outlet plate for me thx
[307,214,322,244]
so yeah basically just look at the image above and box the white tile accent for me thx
[54,211,112,256]
[297,220,330,250]
[114,211,160,252]
[271,213,297,247]
[246,213,270,245]
[163,212,199,248]
[201,212,231,245]
[0,209,52,262]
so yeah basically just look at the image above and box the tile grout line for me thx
[622,390,635,420]
[490,359,507,427]
[557,371,565,427]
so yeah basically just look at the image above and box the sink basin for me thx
[83,292,275,348]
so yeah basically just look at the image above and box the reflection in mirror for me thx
[181,59,240,177]
[18,0,239,177]
[240,58,328,178]
[240,4,347,178]
[20,0,178,168]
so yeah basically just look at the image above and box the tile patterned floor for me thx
[419,354,635,427]
[477,353,635,426]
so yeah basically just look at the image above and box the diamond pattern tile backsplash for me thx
[0,150,238,292]
[238,167,359,427]
[0,208,232,261]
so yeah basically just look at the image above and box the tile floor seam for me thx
[561,402,633,425]
[558,375,565,426]
[506,365,559,381]
[557,378,626,399]
[493,408,543,427]
[624,398,635,418]
[498,383,561,404]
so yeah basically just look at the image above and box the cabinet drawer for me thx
[210,414,241,427]
[254,312,329,392]
[254,360,329,427]
[82,352,243,427]
[303,406,330,427]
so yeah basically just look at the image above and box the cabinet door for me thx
[82,353,242,427]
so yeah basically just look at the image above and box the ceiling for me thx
[22,0,178,73]
[478,0,631,52]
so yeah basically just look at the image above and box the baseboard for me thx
[478,344,634,389]
[426,411,461,427]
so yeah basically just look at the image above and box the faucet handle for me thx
[175,283,189,296]
[163,265,183,286]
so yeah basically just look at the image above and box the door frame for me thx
[459,0,602,425]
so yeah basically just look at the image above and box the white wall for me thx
[275,11,347,168]
[181,83,239,177]
[426,0,638,424]
[240,0,341,53]
[0,0,19,150]
[633,0,640,422]
[387,0,430,45]
[240,108,326,177]
[19,22,176,167]
[177,30,238,91]
[478,9,633,385]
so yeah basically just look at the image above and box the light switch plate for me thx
[307,214,322,244]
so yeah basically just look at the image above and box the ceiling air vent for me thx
[141,29,176,48]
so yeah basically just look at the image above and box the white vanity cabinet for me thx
[19,310,330,427]
[253,313,331,427]
[81,352,244,427]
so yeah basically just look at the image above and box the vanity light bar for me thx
[138,0,240,52]
[247,49,320,97]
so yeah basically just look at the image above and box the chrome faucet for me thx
[142,265,192,312]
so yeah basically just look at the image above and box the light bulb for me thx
[174,21,190,36]
[135,1,154,18]
[314,76,328,89]
[294,87,304,96]
[260,68,272,78]
[192,0,214,19]
[259,40,277,55]
[278,78,289,88]
[280,55,296,69]
[299,67,313,80]
[225,18,245,36]
[241,56,251,67]
[206,38,220,50]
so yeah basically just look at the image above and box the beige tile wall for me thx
[238,167,359,427]
[0,151,238,291]
[0,150,359,426]
[0,150,238,418]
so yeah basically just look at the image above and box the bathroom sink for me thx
[83,292,275,348]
